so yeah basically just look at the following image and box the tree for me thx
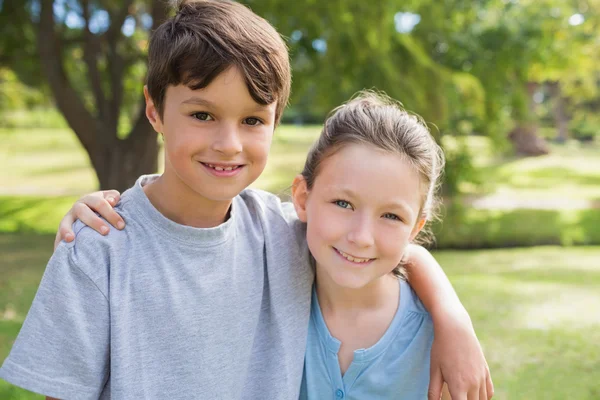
[1,0,169,190]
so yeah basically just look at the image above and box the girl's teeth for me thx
[339,250,370,263]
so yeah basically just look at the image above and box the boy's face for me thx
[145,66,277,203]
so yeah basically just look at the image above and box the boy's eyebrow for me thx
[182,97,216,107]
[181,97,273,114]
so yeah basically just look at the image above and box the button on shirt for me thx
[300,279,434,400]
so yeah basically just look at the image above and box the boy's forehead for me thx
[166,82,277,114]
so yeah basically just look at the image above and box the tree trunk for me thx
[90,125,159,191]
[508,124,549,156]
[547,81,569,143]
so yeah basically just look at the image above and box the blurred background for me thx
[1,0,599,398]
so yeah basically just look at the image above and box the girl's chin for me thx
[328,273,373,290]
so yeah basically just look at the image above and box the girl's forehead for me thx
[313,144,423,209]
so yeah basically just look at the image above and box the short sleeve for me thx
[0,240,110,399]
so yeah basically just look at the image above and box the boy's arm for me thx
[54,190,124,249]
[404,244,494,400]
[0,236,110,398]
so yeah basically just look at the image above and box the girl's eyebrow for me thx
[323,186,356,199]
[326,186,415,217]
[379,201,415,219]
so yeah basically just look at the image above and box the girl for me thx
[292,91,454,398]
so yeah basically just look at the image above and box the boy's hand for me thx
[428,306,493,400]
[54,190,124,250]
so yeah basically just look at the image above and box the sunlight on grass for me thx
[0,196,79,234]
[433,247,600,399]
[0,128,97,195]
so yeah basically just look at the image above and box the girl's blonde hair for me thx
[301,90,445,278]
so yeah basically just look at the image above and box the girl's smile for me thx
[295,143,425,290]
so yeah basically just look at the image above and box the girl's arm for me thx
[53,190,124,250]
[404,244,494,400]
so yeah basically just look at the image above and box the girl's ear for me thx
[409,218,426,242]
[291,174,309,223]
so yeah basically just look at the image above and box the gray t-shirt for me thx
[0,175,313,399]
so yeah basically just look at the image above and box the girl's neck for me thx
[315,266,399,315]
[144,171,232,228]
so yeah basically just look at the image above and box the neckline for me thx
[311,278,410,362]
[127,174,237,247]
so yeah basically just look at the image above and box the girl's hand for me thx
[428,306,494,400]
[54,190,124,250]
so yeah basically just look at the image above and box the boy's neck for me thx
[143,172,233,228]
[315,267,399,315]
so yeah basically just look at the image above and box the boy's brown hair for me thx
[147,0,291,124]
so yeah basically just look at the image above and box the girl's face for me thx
[293,143,425,290]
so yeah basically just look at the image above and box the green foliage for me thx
[440,140,480,197]
[0,69,49,111]
[569,113,600,141]
[433,205,600,249]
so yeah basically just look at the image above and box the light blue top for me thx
[300,279,434,400]
[0,175,313,400]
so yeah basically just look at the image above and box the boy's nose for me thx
[213,125,243,155]
[346,216,375,248]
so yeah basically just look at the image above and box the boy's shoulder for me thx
[239,188,298,222]
[59,179,151,280]
[239,187,306,248]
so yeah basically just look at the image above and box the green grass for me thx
[447,136,600,203]
[1,236,599,399]
[433,247,600,400]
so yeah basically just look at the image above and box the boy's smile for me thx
[142,66,277,227]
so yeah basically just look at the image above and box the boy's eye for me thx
[383,213,401,221]
[192,112,213,121]
[244,117,262,126]
[333,200,353,209]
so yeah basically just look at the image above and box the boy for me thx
[1,1,491,399]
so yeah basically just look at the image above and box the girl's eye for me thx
[192,112,213,121]
[383,213,401,221]
[244,117,262,126]
[334,200,352,209]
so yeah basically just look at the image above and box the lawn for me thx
[1,235,599,399]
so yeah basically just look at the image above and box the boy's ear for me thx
[144,85,163,133]
[409,218,426,242]
[291,174,309,223]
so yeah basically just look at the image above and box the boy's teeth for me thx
[207,164,237,171]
